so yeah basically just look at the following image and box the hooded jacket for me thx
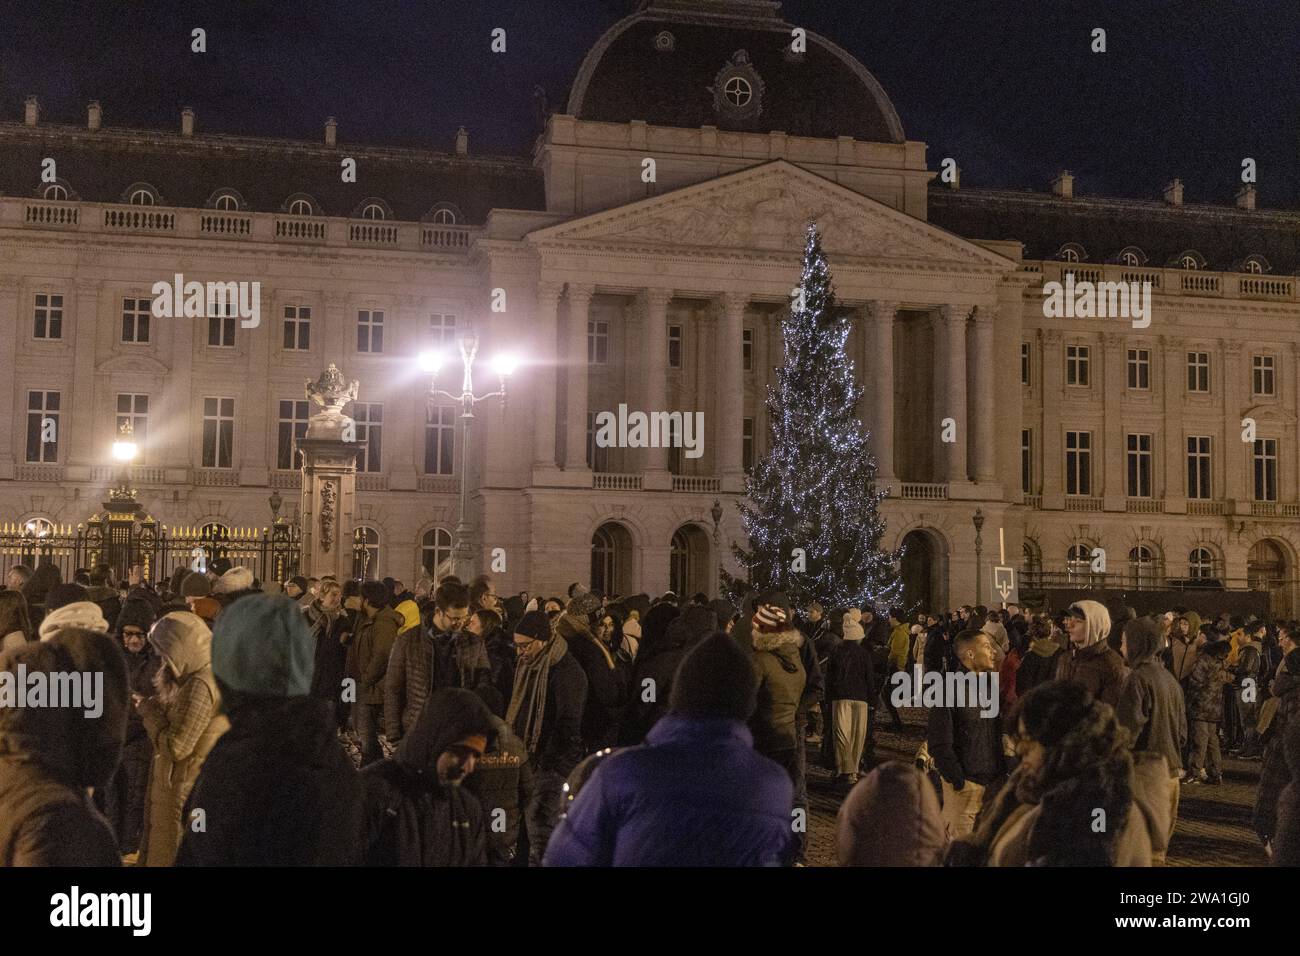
[0,629,129,866]
[1015,636,1062,697]
[1272,716,1300,865]
[1187,644,1231,721]
[623,605,714,744]
[749,625,807,756]
[1116,622,1188,775]
[38,601,109,641]
[361,688,492,866]
[354,605,403,706]
[1056,639,1128,709]
[836,761,945,866]
[1254,661,1300,845]
[137,611,229,867]
[543,714,795,867]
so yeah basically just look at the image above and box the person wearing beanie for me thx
[827,609,874,786]
[283,574,310,604]
[507,609,588,865]
[136,611,229,866]
[180,571,212,601]
[0,628,129,866]
[621,603,714,745]
[352,580,404,767]
[1056,600,1128,709]
[1117,616,1187,863]
[361,688,493,866]
[747,591,805,780]
[99,597,161,857]
[836,761,946,867]
[176,595,364,866]
[544,632,796,867]
[38,588,109,642]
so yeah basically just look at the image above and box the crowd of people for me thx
[1,557,1297,867]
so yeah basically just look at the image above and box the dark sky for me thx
[2,0,1296,204]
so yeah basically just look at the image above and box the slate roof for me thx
[0,123,546,223]
[929,185,1300,274]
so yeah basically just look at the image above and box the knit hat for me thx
[842,611,865,642]
[212,566,254,595]
[45,583,89,612]
[288,575,309,594]
[115,598,157,635]
[212,594,315,698]
[566,590,602,620]
[753,591,792,630]
[670,632,759,721]
[514,610,551,643]
[39,601,110,641]
[180,572,212,598]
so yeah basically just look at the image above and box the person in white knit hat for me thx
[826,609,873,786]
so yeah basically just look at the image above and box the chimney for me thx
[1163,178,1183,206]
[324,117,337,146]
[181,107,194,137]
[24,95,38,126]
[1051,170,1074,199]
[1236,184,1256,211]
[455,126,468,155]
[87,101,102,131]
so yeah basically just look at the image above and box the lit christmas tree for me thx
[731,223,903,610]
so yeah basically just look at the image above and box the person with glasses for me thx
[385,580,471,747]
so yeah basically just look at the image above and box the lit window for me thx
[117,394,149,447]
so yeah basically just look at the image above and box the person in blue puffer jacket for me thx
[543,631,796,867]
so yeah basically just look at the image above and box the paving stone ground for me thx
[804,707,1269,867]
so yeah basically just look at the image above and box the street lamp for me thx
[973,507,985,605]
[109,420,139,503]
[418,323,516,580]
[710,497,724,598]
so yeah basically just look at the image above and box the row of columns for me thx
[531,283,999,490]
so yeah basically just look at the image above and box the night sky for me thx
[2,0,1296,205]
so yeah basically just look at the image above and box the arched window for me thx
[1119,249,1142,267]
[1245,259,1263,275]
[1058,243,1086,263]
[1189,547,1216,579]
[1067,543,1093,581]
[592,527,616,595]
[421,528,454,577]
[670,530,690,596]
[1178,254,1200,270]
[129,188,155,206]
[214,194,239,211]
[43,183,68,201]
[22,517,56,538]
[288,198,314,217]
[1021,539,1042,577]
[353,526,380,580]
[1129,545,1159,588]
[360,203,386,220]
[431,208,456,225]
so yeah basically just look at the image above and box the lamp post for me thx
[973,507,985,605]
[418,324,516,580]
[710,497,724,598]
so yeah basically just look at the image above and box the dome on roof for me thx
[567,0,904,143]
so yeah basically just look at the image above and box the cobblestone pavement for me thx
[805,707,1269,867]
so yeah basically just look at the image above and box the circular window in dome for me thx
[711,50,764,121]
[654,30,675,52]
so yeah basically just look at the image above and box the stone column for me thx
[936,305,968,484]
[562,285,594,473]
[240,284,272,488]
[1161,335,1186,511]
[971,305,997,483]
[297,365,363,581]
[1222,340,1247,507]
[531,281,563,478]
[869,301,898,488]
[0,276,20,479]
[1040,328,1065,509]
[1102,332,1125,510]
[66,280,102,481]
[640,289,671,488]
[717,293,746,492]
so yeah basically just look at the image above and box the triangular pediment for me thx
[528,160,1014,269]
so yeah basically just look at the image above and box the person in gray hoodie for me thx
[1117,615,1187,864]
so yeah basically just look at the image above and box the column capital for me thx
[937,303,973,325]
[1102,331,1126,349]
[1221,338,1244,356]
[639,287,674,311]
[74,278,100,295]
[566,283,596,305]
[1160,334,1184,349]
[1040,327,1062,344]
[536,279,565,303]
[868,300,899,322]
[324,290,348,308]
[715,291,748,317]
[971,303,998,326]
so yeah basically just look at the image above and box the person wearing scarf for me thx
[556,592,629,752]
[506,610,588,865]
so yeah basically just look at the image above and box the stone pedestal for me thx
[297,365,364,580]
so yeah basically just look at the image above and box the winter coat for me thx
[888,623,911,671]
[749,626,807,757]
[979,752,1172,867]
[826,637,873,702]
[354,606,403,706]
[432,629,492,693]
[922,624,951,674]
[360,690,491,867]
[836,761,945,867]
[796,625,824,716]
[85,585,122,632]
[1117,631,1188,776]
[1169,635,1203,685]
[542,714,796,867]
[557,613,629,751]
[120,645,161,743]
[463,714,532,866]
[176,697,364,866]
[999,649,1021,712]
[926,666,1006,788]
[308,605,350,706]
[0,629,128,866]
[137,612,229,867]
[1187,650,1230,722]
[1055,640,1128,708]
[623,605,716,744]
[1272,716,1300,865]
[1254,668,1300,845]
[1015,638,1062,697]
[384,625,437,741]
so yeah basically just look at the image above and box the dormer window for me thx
[431,208,455,225]
[43,184,68,201]
[361,204,385,221]
[130,189,154,206]
[425,202,463,226]
[288,198,313,216]
[1057,243,1086,263]
[353,198,393,221]
[1241,255,1270,275]
[1180,255,1198,270]
[1173,250,1206,271]
[1117,247,1146,267]
[711,50,764,122]
[214,195,237,211]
